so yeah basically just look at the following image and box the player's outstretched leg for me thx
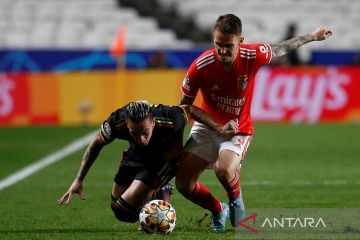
[177,152,230,231]
[177,180,229,232]
[210,202,229,232]
[215,148,246,227]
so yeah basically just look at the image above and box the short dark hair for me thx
[214,14,242,35]
[125,101,152,123]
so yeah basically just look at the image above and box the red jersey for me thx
[181,43,272,135]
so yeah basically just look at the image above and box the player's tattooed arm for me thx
[270,26,332,60]
[270,35,313,60]
[58,134,106,205]
[76,134,105,181]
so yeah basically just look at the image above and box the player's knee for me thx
[214,162,232,180]
[110,195,138,223]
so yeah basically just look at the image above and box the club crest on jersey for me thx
[102,122,111,139]
[238,75,248,90]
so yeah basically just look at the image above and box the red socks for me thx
[185,171,241,215]
[225,171,240,201]
[188,181,222,215]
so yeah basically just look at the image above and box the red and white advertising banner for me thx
[252,67,360,123]
[0,67,359,126]
[0,73,30,125]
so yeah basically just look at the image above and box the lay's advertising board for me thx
[0,67,359,126]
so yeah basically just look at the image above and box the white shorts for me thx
[182,122,253,168]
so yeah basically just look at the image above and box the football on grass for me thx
[139,199,176,234]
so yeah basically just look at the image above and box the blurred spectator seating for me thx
[158,0,359,61]
[0,0,193,49]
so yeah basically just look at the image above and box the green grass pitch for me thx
[0,124,359,239]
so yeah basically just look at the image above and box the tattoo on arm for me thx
[270,34,314,60]
[76,136,104,181]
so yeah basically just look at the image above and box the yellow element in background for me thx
[29,73,59,118]
[11,115,30,126]
[121,69,185,105]
[57,70,187,125]
[345,109,360,122]
[58,72,105,125]
[100,71,123,118]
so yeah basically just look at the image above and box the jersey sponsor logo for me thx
[211,93,246,116]
[196,52,215,69]
[102,122,112,139]
[182,73,190,91]
[240,47,256,59]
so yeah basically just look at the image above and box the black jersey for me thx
[99,104,189,169]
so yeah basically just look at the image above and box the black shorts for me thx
[114,152,177,190]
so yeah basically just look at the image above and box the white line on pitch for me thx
[0,130,97,191]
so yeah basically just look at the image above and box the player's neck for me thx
[220,62,234,72]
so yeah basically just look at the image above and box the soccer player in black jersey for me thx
[58,101,238,223]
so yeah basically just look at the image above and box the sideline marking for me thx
[0,130,97,191]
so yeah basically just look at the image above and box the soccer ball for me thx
[139,199,176,234]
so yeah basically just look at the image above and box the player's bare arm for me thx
[270,26,332,60]
[179,94,195,105]
[181,104,238,138]
[75,134,105,181]
[57,134,106,205]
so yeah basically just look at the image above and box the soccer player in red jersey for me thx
[58,101,237,224]
[176,14,332,232]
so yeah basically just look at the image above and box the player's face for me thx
[127,117,155,146]
[213,28,243,64]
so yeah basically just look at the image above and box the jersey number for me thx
[259,45,270,59]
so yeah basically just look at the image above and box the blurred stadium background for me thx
[0,0,360,125]
[0,0,359,239]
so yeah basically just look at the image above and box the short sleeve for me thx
[99,121,114,144]
[99,107,127,144]
[181,62,199,97]
[255,43,272,66]
[169,106,189,132]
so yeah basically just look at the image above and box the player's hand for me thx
[311,26,332,41]
[218,119,239,138]
[57,179,85,205]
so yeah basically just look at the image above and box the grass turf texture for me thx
[0,124,359,239]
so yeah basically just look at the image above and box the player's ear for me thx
[239,36,244,44]
[151,117,155,127]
